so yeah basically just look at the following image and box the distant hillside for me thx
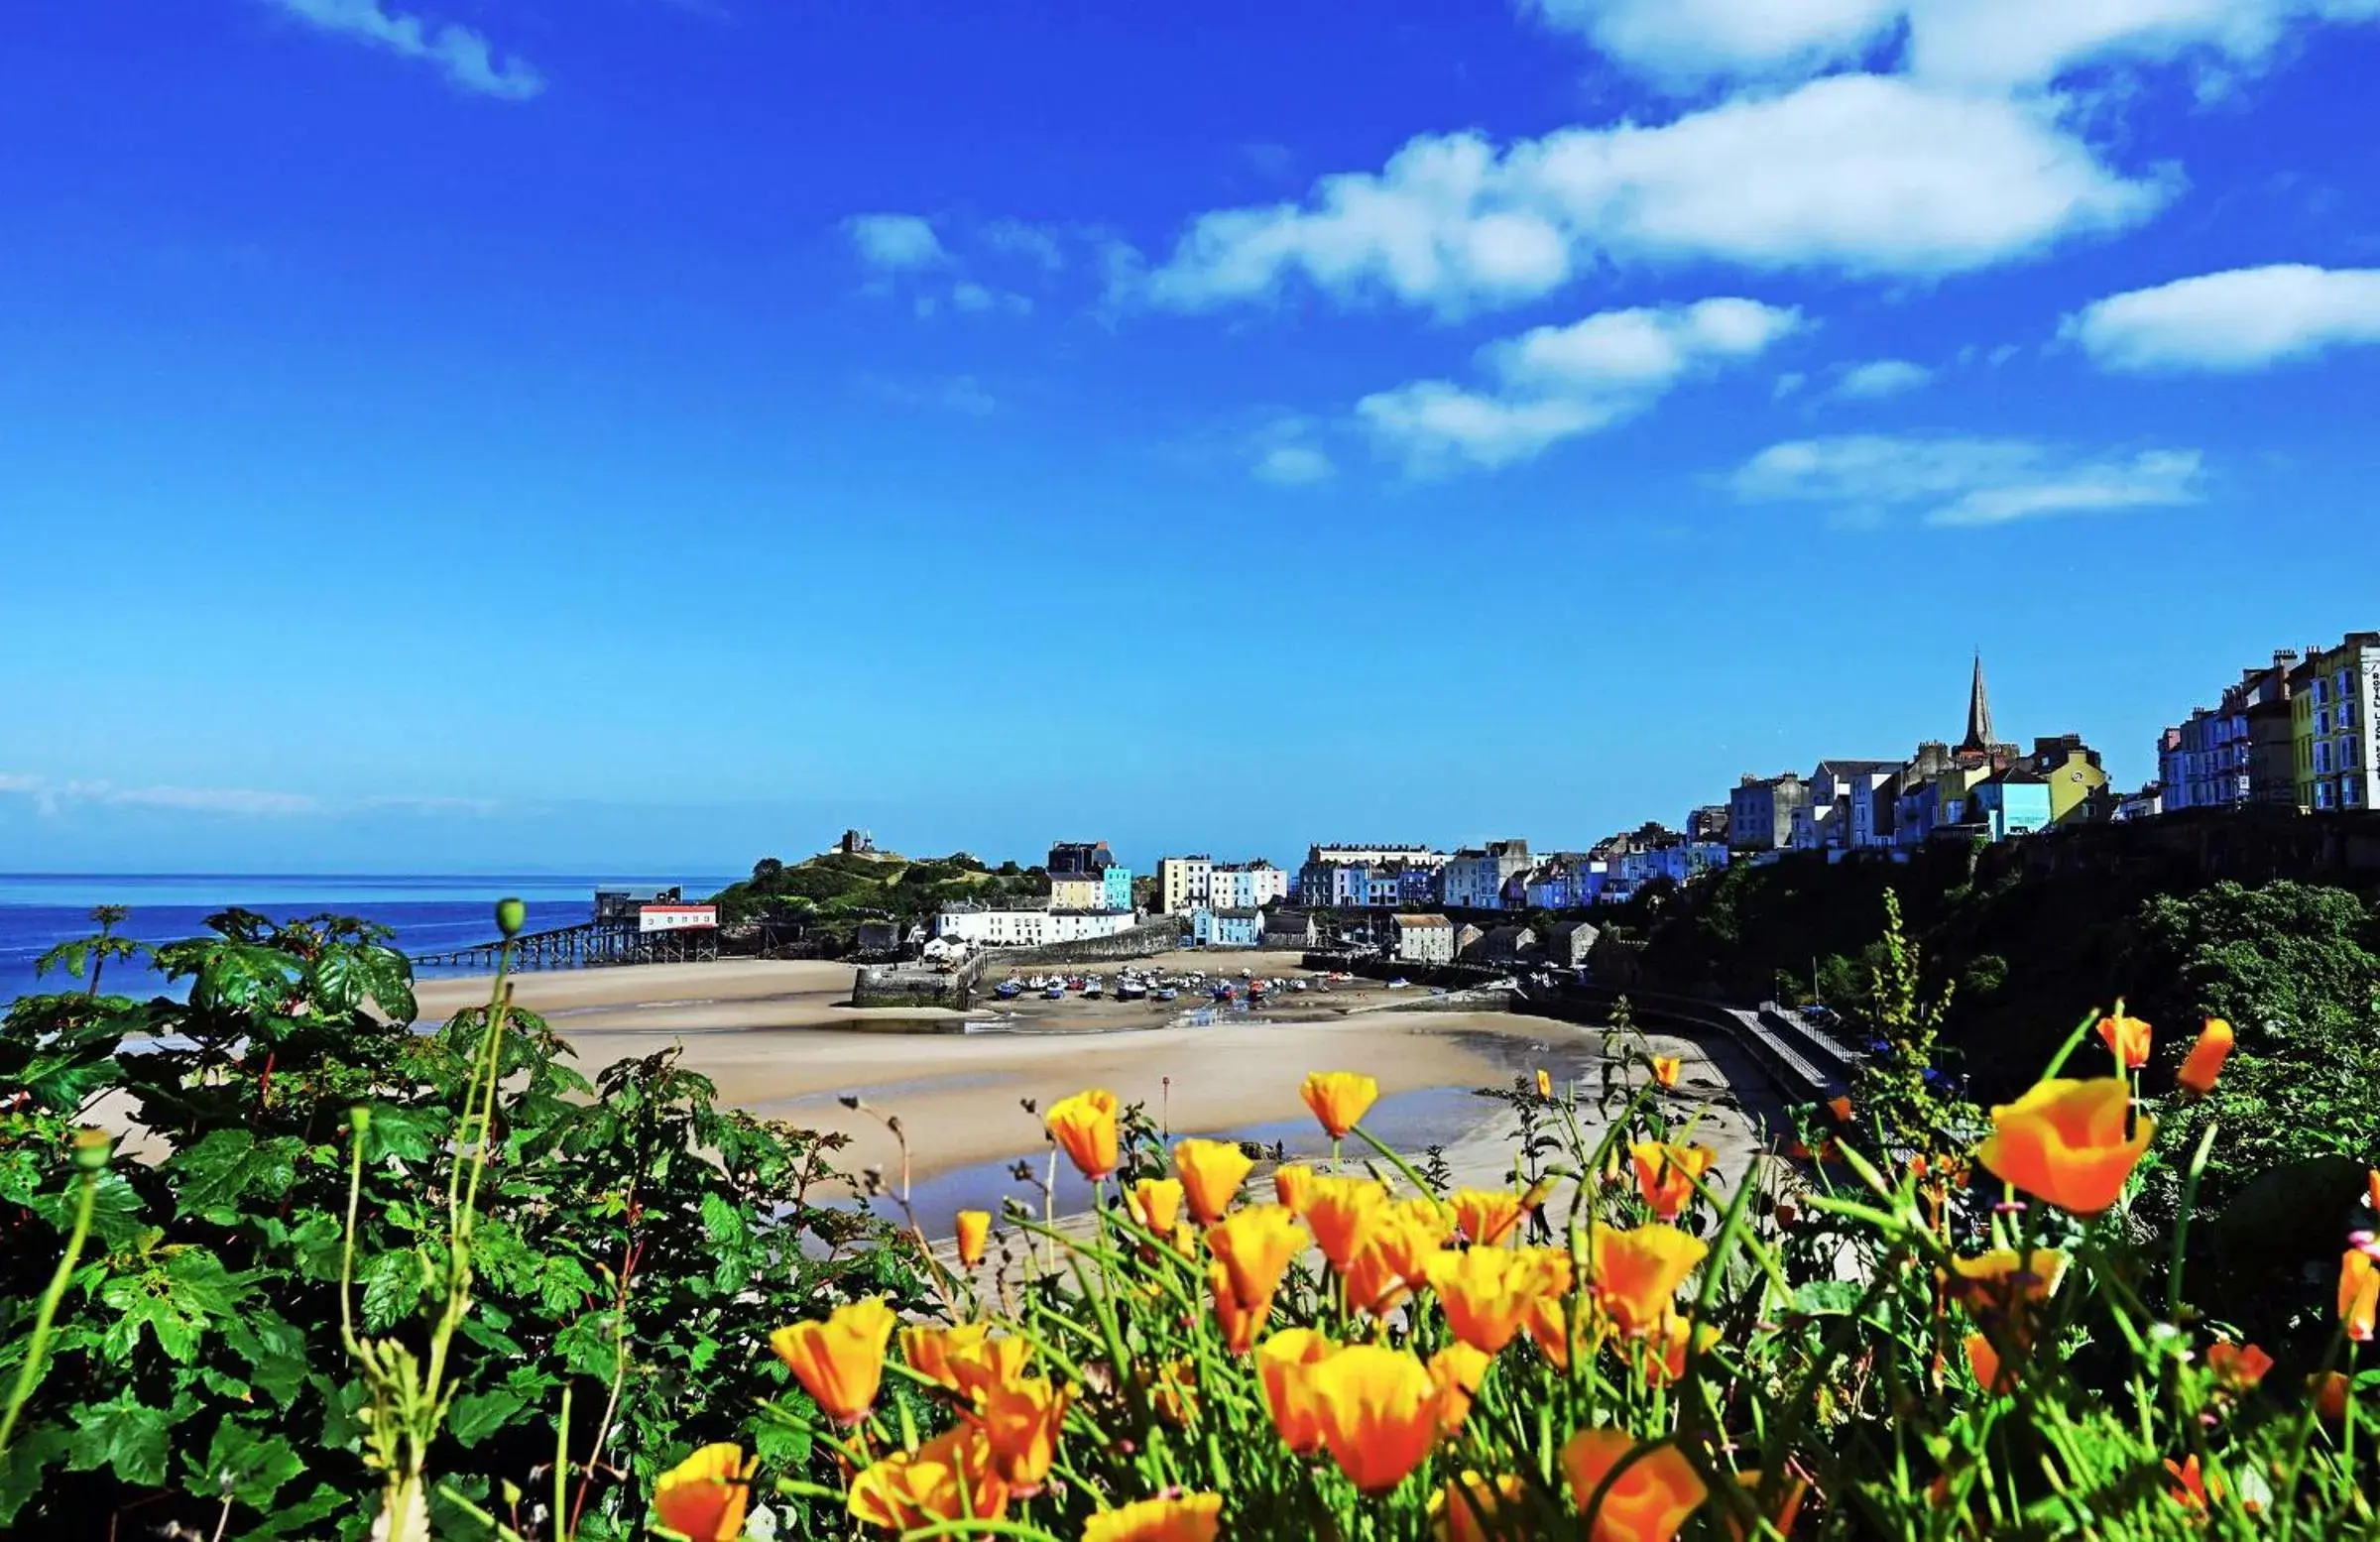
[706,848,1047,927]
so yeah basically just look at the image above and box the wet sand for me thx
[415,958,1787,1232]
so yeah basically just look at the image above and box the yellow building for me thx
[2030,737,2109,823]
[2299,634,2380,811]
[1048,874,1104,910]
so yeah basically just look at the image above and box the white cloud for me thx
[1901,0,2380,91]
[2063,263,2380,372]
[1253,444,1339,485]
[1730,433,2203,525]
[841,213,948,272]
[265,0,543,98]
[1362,297,1802,470]
[1832,358,1935,398]
[950,281,1033,317]
[1147,75,2171,314]
[982,220,1069,272]
[1519,0,1905,84]
[1773,371,1809,398]
[1514,0,2380,90]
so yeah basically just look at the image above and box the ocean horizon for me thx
[0,872,739,1009]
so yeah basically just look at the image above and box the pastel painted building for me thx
[936,905,1139,948]
[1048,873,1104,910]
[1190,907,1262,947]
[2300,632,2380,810]
[1969,770,2055,840]
[1101,866,1134,911]
[1157,856,1213,915]
[2026,735,2108,824]
[1440,840,1532,909]
[1728,773,1807,852]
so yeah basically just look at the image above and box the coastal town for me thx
[903,635,2380,972]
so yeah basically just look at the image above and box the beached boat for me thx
[1386,978,1411,990]
[1083,977,1104,999]
[995,980,1021,1000]
[1210,981,1234,1001]
[1118,979,1147,1001]
[1043,985,1065,1000]
[1157,988,1178,1003]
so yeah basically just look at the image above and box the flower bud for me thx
[496,897,528,938]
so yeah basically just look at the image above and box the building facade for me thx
[1440,839,1532,909]
[1190,907,1262,947]
[1728,773,1807,852]
[1390,913,1456,965]
[1157,856,1212,915]
[935,905,1139,948]
[1970,770,2055,840]
[2299,632,2380,810]
[1049,873,1104,910]
[1046,841,1116,876]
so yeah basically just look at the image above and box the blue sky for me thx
[6,0,2380,875]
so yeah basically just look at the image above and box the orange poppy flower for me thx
[1149,1359,1198,1427]
[1587,1224,1710,1338]
[1561,1429,1708,1542]
[945,1335,1032,1405]
[1725,1471,1808,1541]
[1941,1248,2068,1325]
[1629,1142,1718,1222]
[1174,1138,1255,1225]
[2340,1248,2378,1342]
[2097,1008,2151,1071]
[1964,1332,2011,1394]
[1273,1162,1319,1216]
[1257,1328,1337,1454]
[1209,1261,1267,1354]
[1635,1312,1719,1388]
[1426,1245,1537,1355]
[1345,1201,1447,1317]
[968,1374,1068,1493]
[2368,1166,2379,1218]
[654,1443,756,1542]
[1305,1175,1391,1273]
[1826,1096,1853,1126]
[1046,1089,1120,1180]
[2164,1454,2213,1512]
[1536,1068,1555,1099]
[954,1210,991,1269]
[1451,1187,1526,1247]
[1308,1344,1442,1495]
[2175,1018,2232,1099]
[1126,1177,1185,1235]
[1434,1471,1528,1542]
[847,1425,1010,1532]
[1972,1078,2154,1217]
[1428,1342,1492,1433]
[1514,1246,1580,1366]
[1083,1492,1224,1542]
[771,1297,895,1426]
[2205,1341,2273,1390]
[1301,1070,1380,1138]
[1649,1055,1682,1090]
[900,1323,992,1392]
[2311,1371,2350,1422]
[1207,1204,1307,1309]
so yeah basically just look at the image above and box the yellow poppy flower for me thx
[770,1298,895,1426]
[1973,1078,2154,1217]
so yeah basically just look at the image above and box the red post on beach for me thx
[1162,1075,1171,1139]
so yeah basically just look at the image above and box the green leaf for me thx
[99,1245,252,1364]
[169,1129,301,1225]
[359,1248,423,1334]
[360,1103,447,1164]
[0,1425,70,1526]
[447,1388,527,1448]
[16,1049,118,1113]
[29,1168,151,1248]
[64,1392,171,1487]
[1788,1280,1867,1317]
[218,1309,310,1407]
[189,1419,305,1510]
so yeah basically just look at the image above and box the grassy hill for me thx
[705,847,1048,929]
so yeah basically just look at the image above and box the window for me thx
[2316,782,2335,809]
[2318,742,2332,773]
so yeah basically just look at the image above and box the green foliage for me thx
[0,907,929,1539]
[708,846,1048,928]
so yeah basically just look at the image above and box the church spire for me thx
[1961,652,1993,754]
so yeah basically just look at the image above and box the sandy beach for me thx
[410,956,1787,1230]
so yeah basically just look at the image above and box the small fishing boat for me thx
[1083,977,1104,999]
[1386,978,1411,990]
[1157,988,1179,1003]
[1043,985,1066,1000]
[995,980,1022,1000]
[1210,981,1234,1001]
[1118,979,1147,1001]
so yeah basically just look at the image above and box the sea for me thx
[0,873,737,1009]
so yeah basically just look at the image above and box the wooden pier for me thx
[412,919,721,975]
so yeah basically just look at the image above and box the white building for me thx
[934,905,1139,948]
[1440,840,1531,909]
[1157,856,1213,915]
[1391,913,1456,965]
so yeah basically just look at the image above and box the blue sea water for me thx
[0,873,736,1009]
